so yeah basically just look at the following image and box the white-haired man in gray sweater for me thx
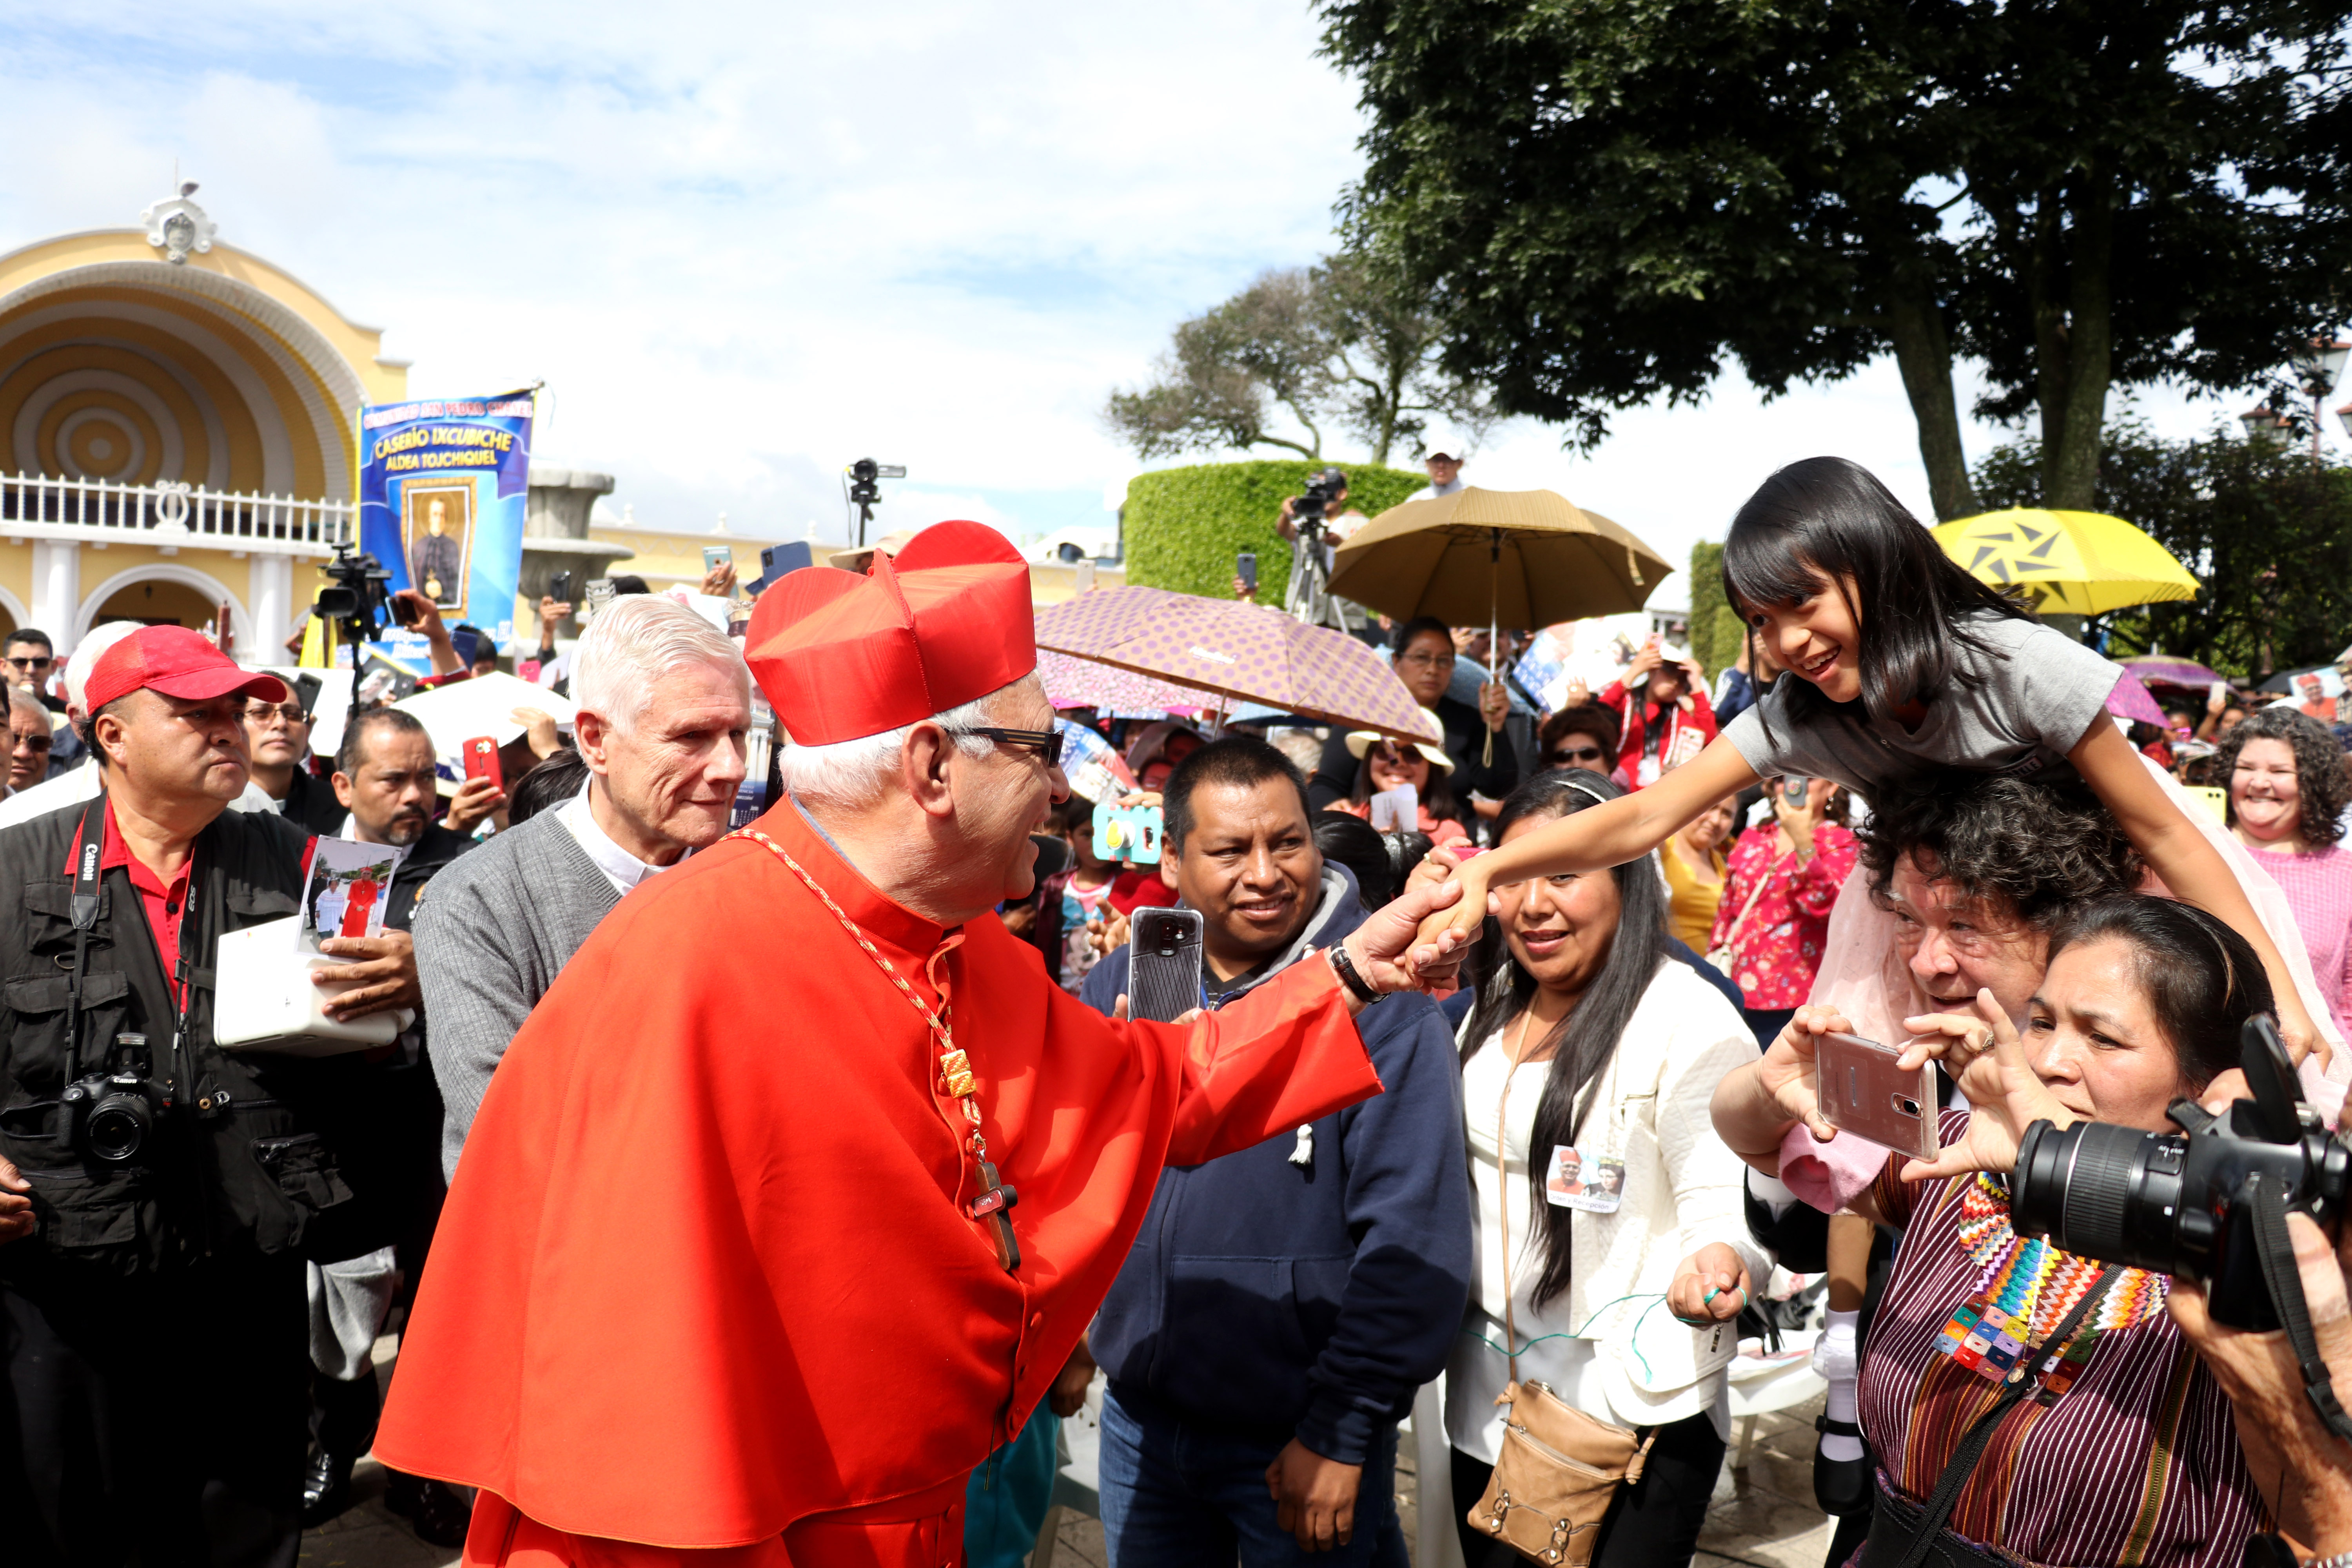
[416,596,752,1178]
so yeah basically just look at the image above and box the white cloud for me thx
[0,0,2330,584]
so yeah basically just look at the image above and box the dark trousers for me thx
[0,1254,307,1568]
[1452,1410,1725,1568]
[1098,1385,1407,1567]
[1742,1007,1797,1052]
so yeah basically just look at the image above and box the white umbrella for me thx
[394,672,575,788]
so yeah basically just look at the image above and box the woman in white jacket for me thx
[1445,770,1770,1568]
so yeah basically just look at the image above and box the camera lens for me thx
[84,1093,150,1164]
[2014,1119,2186,1272]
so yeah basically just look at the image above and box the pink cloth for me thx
[1711,822,1859,1009]
[2243,842,2352,1045]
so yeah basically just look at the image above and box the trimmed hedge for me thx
[1123,460,1431,601]
[1686,540,1742,679]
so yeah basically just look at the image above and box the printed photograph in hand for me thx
[303,837,408,945]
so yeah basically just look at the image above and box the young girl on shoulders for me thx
[1425,456,2326,1061]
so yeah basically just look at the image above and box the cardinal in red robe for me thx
[372,521,1467,1566]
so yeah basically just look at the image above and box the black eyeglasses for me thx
[5,655,50,670]
[956,726,1065,768]
[1547,745,1606,766]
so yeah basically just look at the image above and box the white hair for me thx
[571,595,749,732]
[64,621,144,713]
[780,676,1030,810]
[7,685,46,727]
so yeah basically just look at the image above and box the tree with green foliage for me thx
[1105,256,1494,466]
[1321,0,2352,519]
[1973,421,2352,677]
[1686,541,1741,679]
[1122,460,1429,600]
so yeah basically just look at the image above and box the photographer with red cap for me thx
[0,624,420,1568]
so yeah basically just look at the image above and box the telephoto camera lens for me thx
[2013,1119,2190,1276]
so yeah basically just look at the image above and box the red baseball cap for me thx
[82,625,289,716]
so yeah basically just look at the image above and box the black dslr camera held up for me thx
[2014,1016,2350,1328]
[60,1033,165,1165]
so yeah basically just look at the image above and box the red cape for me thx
[373,801,1381,1549]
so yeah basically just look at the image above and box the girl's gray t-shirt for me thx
[1720,615,2122,794]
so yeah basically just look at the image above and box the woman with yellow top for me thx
[1662,796,1737,948]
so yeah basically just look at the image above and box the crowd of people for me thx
[0,450,2347,1568]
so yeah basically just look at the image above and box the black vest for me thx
[0,797,358,1278]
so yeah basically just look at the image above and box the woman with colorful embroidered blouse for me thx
[1710,776,1857,1045]
[1707,894,2273,1567]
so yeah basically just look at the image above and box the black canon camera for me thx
[2014,1016,2349,1328]
[59,1033,165,1165]
[1291,468,1343,529]
[314,541,393,645]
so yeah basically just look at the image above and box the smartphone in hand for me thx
[1814,1032,1938,1160]
[1127,907,1205,1023]
[1782,775,1810,807]
[391,592,422,629]
[703,546,733,576]
[1237,551,1259,593]
[462,735,504,794]
[550,570,573,604]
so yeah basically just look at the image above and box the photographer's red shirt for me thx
[67,804,314,1008]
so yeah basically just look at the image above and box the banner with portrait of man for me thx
[356,390,535,647]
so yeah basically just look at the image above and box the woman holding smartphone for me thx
[1709,775,1857,1047]
[1704,897,2276,1566]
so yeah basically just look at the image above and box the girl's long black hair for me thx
[1721,457,2025,728]
[1460,769,1669,1310]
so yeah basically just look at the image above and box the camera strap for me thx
[1893,1265,2122,1568]
[2244,1171,2352,1447]
[60,793,107,1089]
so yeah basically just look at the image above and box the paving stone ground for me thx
[315,1340,1835,1568]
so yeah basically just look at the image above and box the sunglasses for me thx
[5,655,50,670]
[1547,745,1607,766]
[957,726,1065,769]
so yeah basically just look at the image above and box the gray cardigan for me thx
[414,808,621,1179]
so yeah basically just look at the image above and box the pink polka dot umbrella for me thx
[1033,587,1440,744]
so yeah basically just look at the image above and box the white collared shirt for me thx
[558,778,687,896]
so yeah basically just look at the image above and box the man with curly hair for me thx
[2216,706,2352,1042]
[1853,773,2147,1029]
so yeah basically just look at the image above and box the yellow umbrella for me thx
[1931,508,2198,615]
[1328,486,1671,627]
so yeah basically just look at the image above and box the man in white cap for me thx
[1407,431,1469,502]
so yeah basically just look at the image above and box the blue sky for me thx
[2,0,2328,609]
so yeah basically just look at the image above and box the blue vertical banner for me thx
[356,390,535,647]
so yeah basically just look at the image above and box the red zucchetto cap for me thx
[746,519,1036,745]
[83,624,289,716]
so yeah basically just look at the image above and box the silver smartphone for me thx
[1127,907,1205,1023]
[1815,1031,1939,1160]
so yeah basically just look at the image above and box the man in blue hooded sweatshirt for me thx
[1082,735,1471,1564]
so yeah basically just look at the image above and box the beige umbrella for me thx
[1327,486,1671,628]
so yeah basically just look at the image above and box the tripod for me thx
[1283,515,1363,634]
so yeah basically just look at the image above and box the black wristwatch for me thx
[1328,942,1383,1005]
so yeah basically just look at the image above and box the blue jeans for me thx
[1097,1385,1408,1568]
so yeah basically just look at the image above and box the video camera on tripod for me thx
[1288,468,1346,538]
[313,541,394,647]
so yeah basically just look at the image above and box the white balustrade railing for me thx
[0,471,354,550]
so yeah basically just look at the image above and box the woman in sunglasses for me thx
[1537,705,1623,784]
[1334,708,1472,846]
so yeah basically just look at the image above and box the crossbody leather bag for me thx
[1466,1035,1657,1566]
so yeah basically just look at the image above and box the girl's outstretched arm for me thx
[2071,717,2326,1064]
[1416,733,1760,947]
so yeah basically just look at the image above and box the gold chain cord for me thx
[728,827,989,1142]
